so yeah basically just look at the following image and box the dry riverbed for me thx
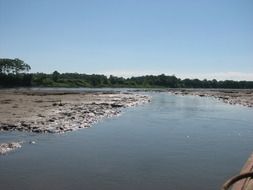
[0,89,150,154]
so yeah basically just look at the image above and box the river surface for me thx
[1,92,253,190]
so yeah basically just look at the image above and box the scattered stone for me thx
[21,122,30,127]
[0,99,12,104]
[0,123,17,131]
[48,118,55,122]
[111,103,124,108]
[0,142,22,155]
[168,89,253,108]
[29,141,36,144]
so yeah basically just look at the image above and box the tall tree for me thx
[0,58,31,74]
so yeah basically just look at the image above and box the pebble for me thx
[0,142,22,155]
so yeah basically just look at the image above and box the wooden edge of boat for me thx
[222,153,253,190]
[233,153,253,190]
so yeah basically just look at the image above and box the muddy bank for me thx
[0,90,150,134]
[168,89,253,107]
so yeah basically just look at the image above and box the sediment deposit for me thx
[0,90,150,134]
[168,89,253,107]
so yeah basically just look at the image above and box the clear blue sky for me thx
[0,0,252,80]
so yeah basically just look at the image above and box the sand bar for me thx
[0,89,150,154]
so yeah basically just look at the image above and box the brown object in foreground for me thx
[222,153,253,190]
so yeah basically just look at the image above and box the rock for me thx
[0,123,17,131]
[111,103,123,108]
[48,118,55,122]
[32,128,43,133]
[61,112,72,117]
[21,122,30,127]
[0,142,22,155]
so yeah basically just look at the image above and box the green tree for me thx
[0,58,31,74]
[52,70,60,82]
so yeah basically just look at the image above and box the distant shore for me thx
[167,88,253,108]
[0,89,150,154]
[128,88,253,107]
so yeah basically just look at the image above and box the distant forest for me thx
[1,58,253,88]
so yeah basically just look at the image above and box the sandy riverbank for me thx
[0,89,150,154]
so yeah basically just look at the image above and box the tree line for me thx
[0,58,32,87]
[1,58,253,88]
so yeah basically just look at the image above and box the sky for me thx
[0,0,253,80]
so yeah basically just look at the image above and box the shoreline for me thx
[1,88,252,154]
[0,90,150,154]
[167,88,253,108]
[128,88,253,108]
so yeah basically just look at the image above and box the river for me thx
[1,92,253,190]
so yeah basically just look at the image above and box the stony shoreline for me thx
[0,90,150,154]
[0,90,150,133]
[128,88,253,108]
[167,89,253,108]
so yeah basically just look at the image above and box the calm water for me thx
[1,92,253,190]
